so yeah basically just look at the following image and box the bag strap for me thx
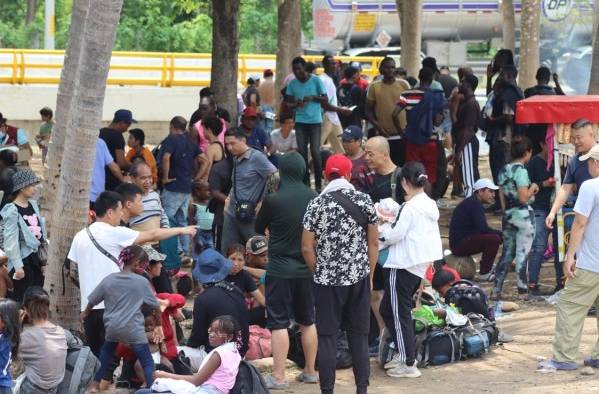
[330,190,369,232]
[389,167,401,202]
[85,226,120,269]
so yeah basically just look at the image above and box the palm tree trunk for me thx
[518,0,540,90]
[211,0,240,125]
[41,0,91,228]
[45,0,124,330]
[502,0,516,54]
[590,3,599,93]
[396,0,422,77]
[275,0,302,106]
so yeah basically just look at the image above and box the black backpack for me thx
[414,318,461,367]
[287,326,352,370]
[230,360,269,394]
[445,280,493,320]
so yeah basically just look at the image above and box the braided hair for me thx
[211,315,243,351]
[118,245,149,271]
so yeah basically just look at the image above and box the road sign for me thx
[376,30,392,48]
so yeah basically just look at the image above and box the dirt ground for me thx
[30,150,599,393]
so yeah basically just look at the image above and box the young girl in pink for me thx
[138,315,242,394]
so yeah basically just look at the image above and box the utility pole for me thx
[45,0,55,49]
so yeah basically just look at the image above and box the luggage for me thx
[414,318,461,367]
[453,313,498,358]
[230,360,269,394]
[57,331,100,394]
[246,325,272,360]
[445,279,493,320]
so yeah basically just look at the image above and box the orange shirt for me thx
[126,146,158,183]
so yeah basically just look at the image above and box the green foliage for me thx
[0,0,313,54]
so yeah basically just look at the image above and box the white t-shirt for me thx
[271,128,297,153]
[573,177,599,273]
[67,222,139,310]
[320,73,341,126]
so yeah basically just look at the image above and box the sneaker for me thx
[498,331,513,343]
[537,359,578,373]
[589,306,597,316]
[387,362,421,378]
[477,272,495,282]
[384,354,402,370]
[295,372,319,384]
[584,357,599,368]
[263,374,289,390]
[528,284,551,296]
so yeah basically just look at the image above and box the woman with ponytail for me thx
[378,161,443,379]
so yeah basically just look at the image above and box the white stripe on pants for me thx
[461,142,476,198]
[389,269,407,363]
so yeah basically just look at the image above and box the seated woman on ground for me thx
[136,315,242,394]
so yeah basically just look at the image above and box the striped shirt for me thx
[396,89,426,111]
[130,190,170,228]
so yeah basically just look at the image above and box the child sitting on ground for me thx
[137,315,242,394]
[189,180,215,254]
[225,244,265,308]
[81,245,161,392]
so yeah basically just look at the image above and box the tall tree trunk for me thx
[41,0,91,228]
[518,0,540,90]
[396,0,422,77]
[26,0,37,24]
[275,0,302,106]
[210,0,240,125]
[590,10,599,93]
[45,0,124,330]
[502,0,516,54]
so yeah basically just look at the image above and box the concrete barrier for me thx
[0,85,202,145]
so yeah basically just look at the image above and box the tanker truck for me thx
[312,0,593,54]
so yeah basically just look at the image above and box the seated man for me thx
[449,179,502,280]
[0,112,33,161]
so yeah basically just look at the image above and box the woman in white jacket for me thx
[379,161,443,379]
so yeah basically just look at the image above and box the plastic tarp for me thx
[516,95,599,124]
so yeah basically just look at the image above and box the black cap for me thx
[341,125,363,141]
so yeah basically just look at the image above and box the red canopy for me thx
[516,95,599,124]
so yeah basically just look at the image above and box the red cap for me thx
[325,154,353,180]
[242,107,258,118]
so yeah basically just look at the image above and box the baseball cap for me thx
[113,109,137,124]
[473,178,499,192]
[325,153,353,180]
[580,144,599,161]
[341,126,363,141]
[242,107,258,118]
[246,235,268,255]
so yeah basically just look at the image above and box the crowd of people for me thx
[0,48,596,393]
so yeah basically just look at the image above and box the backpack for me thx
[452,313,498,359]
[229,360,269,394]
[414,318,461,367]
[445,279,493,320]
[245,325,272,360]
[404,89,447,145]
[57,331,100,394]
[287,327,352,370]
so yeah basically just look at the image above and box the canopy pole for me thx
[553,123,565,263]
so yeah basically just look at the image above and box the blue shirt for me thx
[0,334,12,388]
[161,133,201,193]
[564,152,591,193]
[285,75,327,124]
[246,127,271,152]
[91,139,114,202]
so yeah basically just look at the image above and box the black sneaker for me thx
[589,306,597,316]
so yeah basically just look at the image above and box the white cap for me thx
[473,178,498,192]
[579,144,599,161]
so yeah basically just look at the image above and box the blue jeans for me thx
[528,210,563,285]
[295,122,322,190]
[259,105,275,134]
[192,230,214,259]
[96,342,154,387]
[161,189,191,253]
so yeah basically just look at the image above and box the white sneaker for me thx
[387,362,422,378]
[384,354,402,370]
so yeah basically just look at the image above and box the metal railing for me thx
[0,49,383,87]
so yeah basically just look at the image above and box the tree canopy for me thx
[0,0,313,53]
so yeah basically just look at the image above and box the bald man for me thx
[363,136,402,346]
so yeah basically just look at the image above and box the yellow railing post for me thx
[19,50,25,84]
[240,56,247,86]
[169,54,175,87]
[11,50,17,84]
[161,55,167,87]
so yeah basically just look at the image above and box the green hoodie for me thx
[255,152,317,278]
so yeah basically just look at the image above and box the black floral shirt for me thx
[303,188,377,286]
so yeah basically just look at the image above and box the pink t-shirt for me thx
[201,342,241,393]
[193,118,227,153]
